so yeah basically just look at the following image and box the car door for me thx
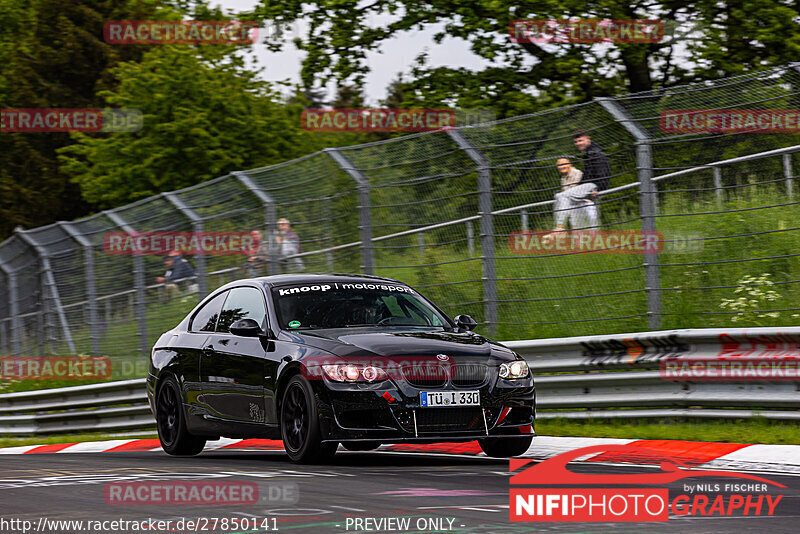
[182,290,228,426]
[199,286,269,425]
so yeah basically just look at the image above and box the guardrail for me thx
[1,326,798,435]
[0,379,151,435]
[507,326,800,421]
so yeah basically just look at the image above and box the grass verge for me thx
[537,417,800,445]
[1,418,798,449]
[0,431,157,448]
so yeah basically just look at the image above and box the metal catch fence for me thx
[1,65,800,367]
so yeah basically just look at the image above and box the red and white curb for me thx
[2,436,800,473]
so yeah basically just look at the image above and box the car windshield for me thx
[271,282,449,330]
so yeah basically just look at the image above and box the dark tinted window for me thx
[272,283,447,330]
[189,291,227,332]
[216,286,267,333]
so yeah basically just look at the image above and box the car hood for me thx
[288,328,516,362]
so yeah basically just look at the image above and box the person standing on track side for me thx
[572,129,611,228]
[276,218,305,273]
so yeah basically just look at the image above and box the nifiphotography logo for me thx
[509,444,785,522]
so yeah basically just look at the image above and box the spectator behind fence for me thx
[156,251,196,296]
[551,157,598,232]
[245,229,269,276]
[276,218,305,273]
[573,129,611,192]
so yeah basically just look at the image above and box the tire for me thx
[280,375,337,463]
[342,441,381,452]
[156,375,206,456]
[478,436,533,458]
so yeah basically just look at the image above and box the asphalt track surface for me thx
[1,449,799,534]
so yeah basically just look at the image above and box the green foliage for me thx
[0,0,168,237]
[250,0,800,117]
[59,46,311,207]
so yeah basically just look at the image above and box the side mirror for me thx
[230,318,263,337]
[453,314,478,332]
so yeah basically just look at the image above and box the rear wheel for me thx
[478,436,532,457]
[280,375,337,463]
[156,375,206,456]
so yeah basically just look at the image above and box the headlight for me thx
[499,360,530,379]
[322,364,388,382]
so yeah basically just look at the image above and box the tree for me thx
[330,83,365,108]
[248,0,800,117]
[0,0,164,238]
[59,46,322,208]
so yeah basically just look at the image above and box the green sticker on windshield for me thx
[288,320,301,328]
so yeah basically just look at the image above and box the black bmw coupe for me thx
[147,274,535,462]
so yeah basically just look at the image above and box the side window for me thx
[216,287,268,334]
[190,291,227,332]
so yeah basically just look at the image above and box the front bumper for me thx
[312,375,535,444]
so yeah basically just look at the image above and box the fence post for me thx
[446,129,497,335]
[325,148,375,275]
[233,171,279,276]
[15,229,76,354]
[0,257,21,356]
[784,153,794,199]
[104,210,149,356]
[163,192,207,298]
[597,97,661,330]
[713,167,723,203]
[59,222,101,355]
[466,221,475,256]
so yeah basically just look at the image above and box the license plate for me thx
[420,390,480,407]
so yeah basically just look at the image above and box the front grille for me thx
[402,363,448,388]
[452,363,487,387]
[414,407,485,432]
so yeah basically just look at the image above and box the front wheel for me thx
[280,376,337,463]
[156,375,206,456]
[478,436,533,457]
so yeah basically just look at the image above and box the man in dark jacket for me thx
[573,130,611,192]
